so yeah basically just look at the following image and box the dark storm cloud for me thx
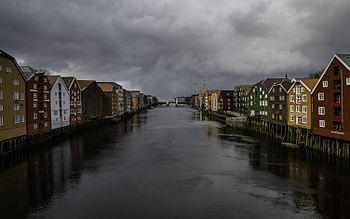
[1,0,350,100]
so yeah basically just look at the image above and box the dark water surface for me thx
[1,107,350,218]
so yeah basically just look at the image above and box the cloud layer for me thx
[1,0,350,100]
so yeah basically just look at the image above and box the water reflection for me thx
[0,114,141,219]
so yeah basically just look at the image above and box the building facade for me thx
[248,78,286,120]
[287,78,318,129]
[211,91,221,112]
[0,50,27,141]
[77,80,105,121]
[62,77,82,125]
[312,54,350,141]
[97,83,118,118]
[131,91,140,111]
[48,76,70,129]
[22,66,51,134]
[234,85,252,114]
[268,79,292,124]
[218,90,234,112]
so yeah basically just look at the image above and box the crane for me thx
[194,80,235,94]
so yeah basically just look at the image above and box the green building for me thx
[248,78,287,120]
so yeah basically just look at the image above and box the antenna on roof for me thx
[285,73,288,79]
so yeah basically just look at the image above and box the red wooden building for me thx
[312,54,350,141]
[63,77,82,125]
[22,66,51,134]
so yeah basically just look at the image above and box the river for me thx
[1,107,350,218]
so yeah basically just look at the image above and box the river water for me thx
[1,107,350,218]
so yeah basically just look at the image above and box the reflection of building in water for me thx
[70,136,84,179]
[52,141,72,192]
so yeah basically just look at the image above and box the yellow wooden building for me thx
[287,78,318,129]
[211,90,221,112]
[0,50,27,141]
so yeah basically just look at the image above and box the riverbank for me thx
[198,107,350,160]
[0,108,150,169]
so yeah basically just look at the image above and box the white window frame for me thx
[20,92,25,100]
[302,116,307,124]
[323,81,328,87]
[318,107,325,115]
[279,104,282,110]
[319,120,325,128]
[296,106,300,112]
[346,78,350,85]
[279,115,282,120]
[302,106,307,113]
[13,92,19,100]
[302,94,307,102]
[296,116,301,125]
[14,115,20,124]
[14,104,19,111]
[21,115,24,123]
[290,95,294,102]
[33,113,37,120]
[318,93,324,101]
[290,114,294,122]
[0,117,3,126]
[33,123,38,129]
[0,90,2,99]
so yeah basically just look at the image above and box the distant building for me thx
[218,90,234,112]
[312,54,350,141]
[204,90,216,110]
[175,96,190,104]
[22,66,51,134]
[211,91,221,112]
[130,91,140,111]
[139,93,145,109]
[0,50,27,141]
[287,78,318,129]
[98,82,124,115]
[62,77,82,125]
[97,83,118,118]
[77,80,105,120]
[48,76,70,129]
[248,78,287,120]
[233,85,253,114]
[268,78,292,124]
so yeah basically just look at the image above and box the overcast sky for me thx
[1,0,350,100]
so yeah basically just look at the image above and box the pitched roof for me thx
[77,80,95,91]
[0,49,26,81]
[221,90,234,97]
[47,76,60,88]
[300,78,319,90]
[21,66,37,81]
[62,77,75,89]
[98,82,122,89]
[260,78,288,91]
[336,54,350,68]
[97,83,115,92]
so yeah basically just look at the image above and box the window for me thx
[0,105,2,111]
[259,95,262,99]
[347,78,350,85]
[296,116,301,125]
[34,76,38,81]
[272,104,275,109]
[270,96,274,101]
[33,102,37,108]
[33,84,37,89]
[272,114,275,119]
[265,94,267,99]
[334,80,341,90]
[296,106,300,112]
[318,93,324,101]
[14,115,20,124]
[335,107,341,117]
[0,90,2,99]
[323,81,328,87]
[302,106,307,113]
[44,112,48,118]
[334,93,341,103]
[20,92,25,100]
[290,114,294,122]
[279,96,284,101]
[319,120,325,128]
[318,107,325,115]
[296,95,301,104]
[302,116,307,123]
[44,94,47,100]
[21,115,24,123]
[44,103,47,108]
[290,95,294,102]
[0,117,3,126]
[296,86,301,95]
[265,100,267,106]
[334,66,339,75]
[54,111,58,116]
[33,93,37,99]
[290,105,294,112]
[272,88,275,93]
[13,92,19,100]
[14,104,19,110]
[33,113,37,119]
[6,66,12,73]
[70,109,74,114]
[44,78,47,82]
[33,123,38,129]
[13,79,19,85]
[302,95,307,102]
[279,104,282,109]
[333,122,343,131]
[279,87,282,92]
[44,85,47,91]
[279,115,282,120]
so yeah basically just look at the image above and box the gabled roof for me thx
[21,66,37,80]
[98,82,122,89]
[0,49,26,81]
[311,54,350,94]
[288,78,319,93]
[259,78,288,91]
[77,80,95,91]
[97,83,115,92]
[268,78,292,94]
[47,76,60,88]
[220,90,234,97]
[62,77,75,89]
